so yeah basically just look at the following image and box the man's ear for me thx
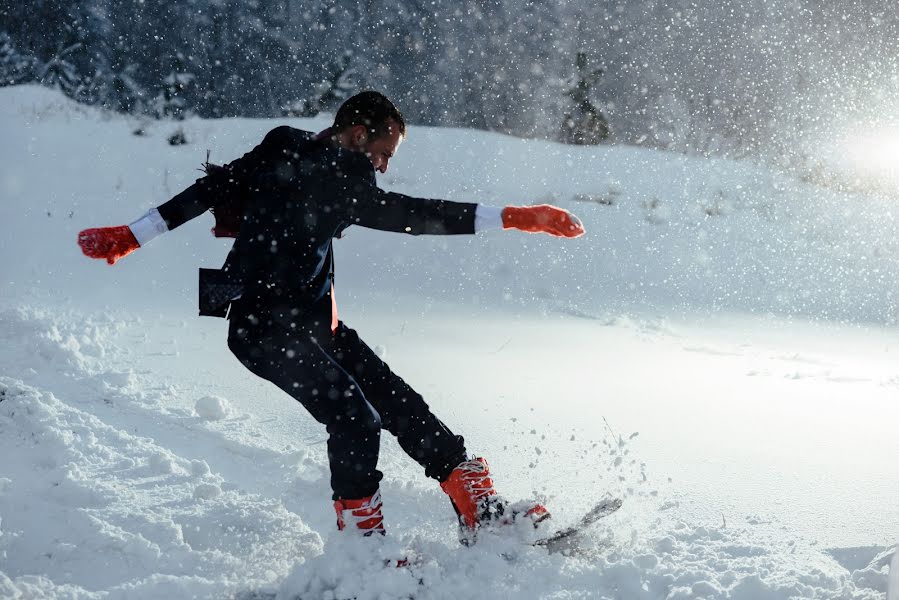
[351,125,368,146]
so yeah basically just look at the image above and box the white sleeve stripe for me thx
[474,204,504,232]
[129,208,168,246]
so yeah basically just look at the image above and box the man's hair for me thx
[333,91,406,139]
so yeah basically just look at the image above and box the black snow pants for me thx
[226,299,467,500]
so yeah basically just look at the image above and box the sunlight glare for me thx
[843,126,899,190]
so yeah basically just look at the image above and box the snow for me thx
[891,553,899,600]
[1,85,897,599]
[195,395,232,421]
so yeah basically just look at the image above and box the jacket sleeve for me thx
[155,126,293,230]
[154,182,209,231]
[330,172,477,236]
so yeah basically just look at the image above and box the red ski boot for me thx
[440,457,550,545]
[334,490,412,567]
[333,489,385,536]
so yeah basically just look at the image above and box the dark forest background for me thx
[2,0,897,159]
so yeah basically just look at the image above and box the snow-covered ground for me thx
[1,85,897,599]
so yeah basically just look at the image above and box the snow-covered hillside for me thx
[1,86,897,599]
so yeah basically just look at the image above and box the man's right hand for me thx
[502,205,585,238]
[77,226,140,264]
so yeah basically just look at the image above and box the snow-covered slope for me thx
[1,86,896,599]
[5,87,899,323]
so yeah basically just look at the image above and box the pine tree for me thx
[0,32,34,86]
[36,42,82,96]
[284,50,357,117]
[560,52,610,145]
[153,53,195,120]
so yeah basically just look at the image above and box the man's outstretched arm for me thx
[76,126,294,264]
[334,175,585,239]
[77,180,216,264]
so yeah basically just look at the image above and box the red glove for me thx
[502,205,585,238]
[77,226,140,265]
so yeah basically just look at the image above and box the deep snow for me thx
[1,86,897,599]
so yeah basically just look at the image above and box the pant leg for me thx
[328,321,467,483]
[227,312,383,500]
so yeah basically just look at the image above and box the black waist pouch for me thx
[198,268,245,318]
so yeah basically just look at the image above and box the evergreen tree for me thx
[284,50,358,117]
[153,53,195,120]
[0,32,33,86]
[559,52,610,145]
[36,42,82,96]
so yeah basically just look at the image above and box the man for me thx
[78,91,585,543]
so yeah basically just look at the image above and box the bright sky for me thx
[845,125,899,187]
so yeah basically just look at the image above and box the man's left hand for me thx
[502,205,586,238]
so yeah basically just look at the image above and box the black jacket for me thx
[155,126,477,321]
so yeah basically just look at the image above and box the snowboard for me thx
[532,496,623,554]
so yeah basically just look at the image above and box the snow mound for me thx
[0,306,112,376]
[264,520,889,600]
[195,395,232,420]
[0,307,326,597]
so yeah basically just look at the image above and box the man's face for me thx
[363,119,403,174]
